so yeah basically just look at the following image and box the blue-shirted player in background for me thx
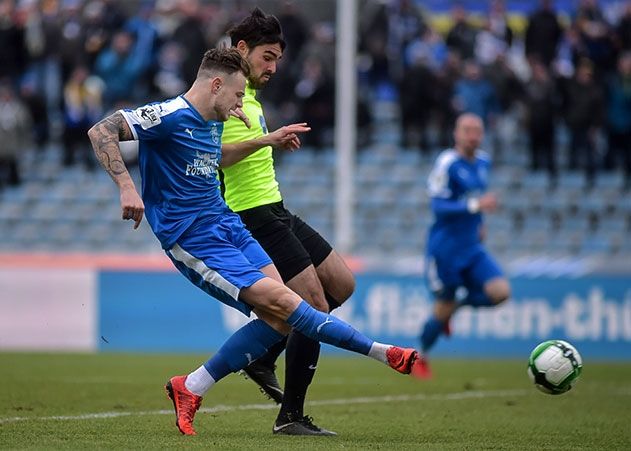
[87,47,423,437]
[419,113,511,377]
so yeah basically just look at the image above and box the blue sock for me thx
[420,316,444,353]
[286,300,373,355]
[461,291,494,308]
[203,319,284,382]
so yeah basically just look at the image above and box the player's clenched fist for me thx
[120,186,145,229]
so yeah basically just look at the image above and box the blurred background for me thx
[0,0,629,358]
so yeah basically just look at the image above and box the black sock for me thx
[277,330,321,421]
[325,292,341,312]
[255,335,287,368]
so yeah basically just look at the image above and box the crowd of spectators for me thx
[0,0,630,190]
[360,0,631,189]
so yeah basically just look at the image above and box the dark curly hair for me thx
[228,7,286,51]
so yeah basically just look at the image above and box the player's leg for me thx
[163,217,287,435]
[240,276,420,377]
[238,207,329,410]
[420,255,461,358]
[271,214,353,435]
[460,249,510,308]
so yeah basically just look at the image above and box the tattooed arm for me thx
[87,112,145,229]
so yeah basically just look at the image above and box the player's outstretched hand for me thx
[229,108,251,128]
[268,123,311,151]
[120,186,145,229]
[479,193,498,213]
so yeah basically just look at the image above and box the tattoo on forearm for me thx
[88,112,133,180]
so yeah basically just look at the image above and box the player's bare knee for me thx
[306,291,329,312]
[266,285,303,319]
[487,279,511,304]
[255,309,291,335]
[338,276,355,303]
[435,300,457,322]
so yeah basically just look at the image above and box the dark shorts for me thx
[237,201,333,282]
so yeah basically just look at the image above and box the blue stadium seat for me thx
[521,171,551,190]
[557,172,586,191]
[594,172,625,190]
[579,233,613,256]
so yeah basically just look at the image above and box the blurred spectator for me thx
[125,1,160,99]
[574,0,616,73]
[100,0,126,34]
[452,60,498,125]
[171,0,208,86]
[563,58,604,186]
[277,1,308,64]
[488,0,513,47]
[153,41,186,98]
[404,27,448,71]
[398,51,435,152]
[616,1,631,52]
[82,1,110,69]
[19,75,49,151]
[485,53,522,164]
[524,59,559,178]
[445,3,477,60]
[0,81,31,187]
[294,56,334,149]
[525,0,562,67]
[25,0,63,117]
[359,1,392,90]
[58,0,88,82]
[475,1,513,67]
[62,66,103,170]
[0,0,27,86]
[433,52,462,147]
[386,0,427,78]
[603,52,631,188]
[95,30,145,108]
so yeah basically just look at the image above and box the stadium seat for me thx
[579,233,613,256]
[556,172,586,191]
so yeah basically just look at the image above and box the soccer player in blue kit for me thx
[87,47,423,436]
[419,113,511,377]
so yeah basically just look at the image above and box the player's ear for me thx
[236,40,249,56]
[211,77,223,94]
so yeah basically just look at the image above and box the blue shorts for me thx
[166,212,272,316]
[426,245,503,301]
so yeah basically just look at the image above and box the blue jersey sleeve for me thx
[431,197,471,217]
[428,154,471,218]
[119,103,174,142]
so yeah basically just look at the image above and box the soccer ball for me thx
[527,340,583,395]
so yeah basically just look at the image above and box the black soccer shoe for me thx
[273,415,337,436]
[241,361,284,404]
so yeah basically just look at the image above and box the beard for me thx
[248,72,272,89]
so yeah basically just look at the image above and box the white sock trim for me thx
[185,365,216,396]
[368,342,391,365]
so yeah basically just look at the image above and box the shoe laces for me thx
[299,415,321,431]
[387,347,404,368]
[178,391,201,423]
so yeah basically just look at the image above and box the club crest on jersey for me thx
[210,124,220,145]
[134,105,161,130]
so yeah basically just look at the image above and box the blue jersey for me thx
[120,96,229,249]
[426,149,491,254]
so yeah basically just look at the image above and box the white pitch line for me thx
[0,389,530,425]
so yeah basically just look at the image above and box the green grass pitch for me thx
[1,353,630,449]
